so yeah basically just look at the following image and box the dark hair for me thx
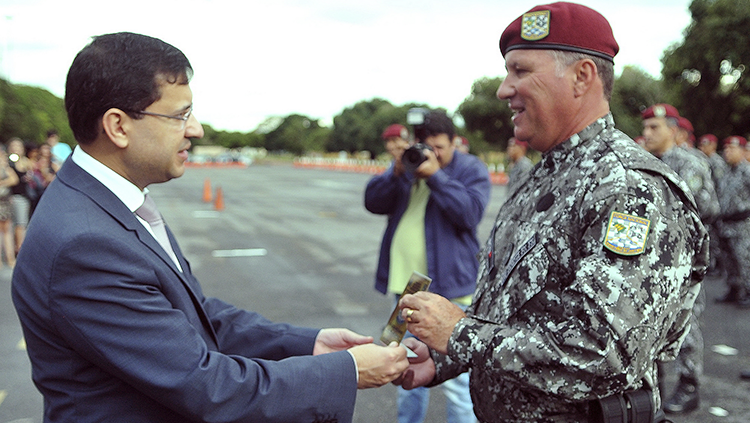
[418,110,455,142]
[46,129,58,138]
[65,32,193,144]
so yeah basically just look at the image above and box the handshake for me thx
[314,328,435,390]
[316,290,467,390]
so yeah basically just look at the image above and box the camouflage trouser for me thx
[721,234,750,293]
[673,285,705,380]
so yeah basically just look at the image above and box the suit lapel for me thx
[56,160,220,346]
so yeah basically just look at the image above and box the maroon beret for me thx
[677,117,694,133]
[381,124,408,140]
[500,2,619,63]
[724,136,748,147]
[641,104,680,120]
[698,134,718,145]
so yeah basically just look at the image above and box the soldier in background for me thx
[715,136,750,309]
[394,3,708,422]
[504,137,533,194]
[642,104,718,415]
[698,134,729,276]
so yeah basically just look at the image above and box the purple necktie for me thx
[135,194,180,267]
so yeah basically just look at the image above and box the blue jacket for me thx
[365,152,491,299]
[12,159,356,423]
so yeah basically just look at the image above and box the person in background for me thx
[395,3,707,422]
[46,129,72,166]
[698,133,729,276]
[504,137,533,194]
[642,103,717,415]
[715,135,750,311]
[12,32,408,423]
[366,113,490,423]
[454,135,470,154]
[0,145,19,268]
[6,137,33,255]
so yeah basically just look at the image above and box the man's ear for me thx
[572,59,598,98]
[101,108,131,149]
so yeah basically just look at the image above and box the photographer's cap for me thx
[381,124,409,140]
[500,2,619,63]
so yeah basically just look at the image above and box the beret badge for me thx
[521,10,550,41]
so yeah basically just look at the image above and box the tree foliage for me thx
[328,98,423,156]
[610,66,666,139]
[264,114,327,156]
[456,77,514,150]
[661,0,750,139]
[0,79,73,147]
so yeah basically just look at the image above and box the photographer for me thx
[365,110,491,423]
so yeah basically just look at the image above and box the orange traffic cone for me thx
[214,187,225,211]
[203,179,212,203]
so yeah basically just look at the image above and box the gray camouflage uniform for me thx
[507,155,534,195]
[717,160,750,296]
[705,152,729,270]
[431,115,708,423]
[658,145,718,384]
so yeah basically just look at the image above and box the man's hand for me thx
[399,292,465,354]
[313,328,373,355]
[349,342,409,389]
[393,337,436,390]
[414,148,440,179]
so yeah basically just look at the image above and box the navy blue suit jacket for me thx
[12,159,357,422]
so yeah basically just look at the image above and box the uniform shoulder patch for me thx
[603,211,651,256]
[521,10,550,41]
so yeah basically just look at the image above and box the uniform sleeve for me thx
[441,177,706,400]
[364,164,408,215]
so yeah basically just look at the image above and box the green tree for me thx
[610,66,666,139]
[456,77,514,150]
[264,114,322,155]
[0,79,73,146]
[661,0,750,139]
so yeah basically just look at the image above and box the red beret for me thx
[724,136,748,147]
[641,104,680,120]
[500,2,619,63]
[698,134,718,145]
[381,124,408,140]
[677,117,693,133]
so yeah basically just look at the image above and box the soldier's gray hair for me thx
[549,50,615,101]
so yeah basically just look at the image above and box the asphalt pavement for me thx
[1,163,750,423]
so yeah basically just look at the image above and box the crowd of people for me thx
[0,130,70,268]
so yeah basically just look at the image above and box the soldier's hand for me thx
[393,337,436,390]
[400,292,465,354]
[349,342,409,389]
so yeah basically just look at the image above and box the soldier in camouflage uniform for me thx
[394,3,708,423]
[698,134,729,275]
[505,137,534,195]
[716,136,750,308]
[641,104,717,414]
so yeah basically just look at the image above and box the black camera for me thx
[402,107,432,173]
[402,143,433,173]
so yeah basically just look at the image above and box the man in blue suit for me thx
[11,32,408,423]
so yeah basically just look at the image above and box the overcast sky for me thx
[0,0,692,133]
